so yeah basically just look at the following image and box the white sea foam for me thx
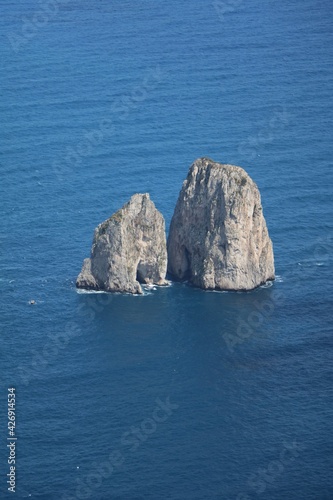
[260,280,273,288]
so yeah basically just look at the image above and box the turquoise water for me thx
[1,1,333,498]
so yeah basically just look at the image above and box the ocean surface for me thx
[1,1,333,498]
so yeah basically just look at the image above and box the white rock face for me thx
[76,194,168,294]
[167,158,275,290]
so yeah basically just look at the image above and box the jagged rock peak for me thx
[167,157,275,291]
[76,193,168,294]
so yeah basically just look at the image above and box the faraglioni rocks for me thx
[167,158,275,291]
[76,193,168,294]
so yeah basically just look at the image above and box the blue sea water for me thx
[1,0,333,498]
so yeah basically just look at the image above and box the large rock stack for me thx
[167,158,275,290]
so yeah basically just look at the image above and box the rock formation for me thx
[167,158,275,291]
[76,193,168,294]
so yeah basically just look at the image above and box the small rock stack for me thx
[76,193,168,294]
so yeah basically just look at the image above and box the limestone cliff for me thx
[167,158,275,290]
[76,194,168,294]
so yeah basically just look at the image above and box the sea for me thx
[0,0,332,499]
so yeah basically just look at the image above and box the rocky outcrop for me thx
[167,158,275,291]
[76,194,168,294]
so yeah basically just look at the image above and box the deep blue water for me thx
[1,1,333,498]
